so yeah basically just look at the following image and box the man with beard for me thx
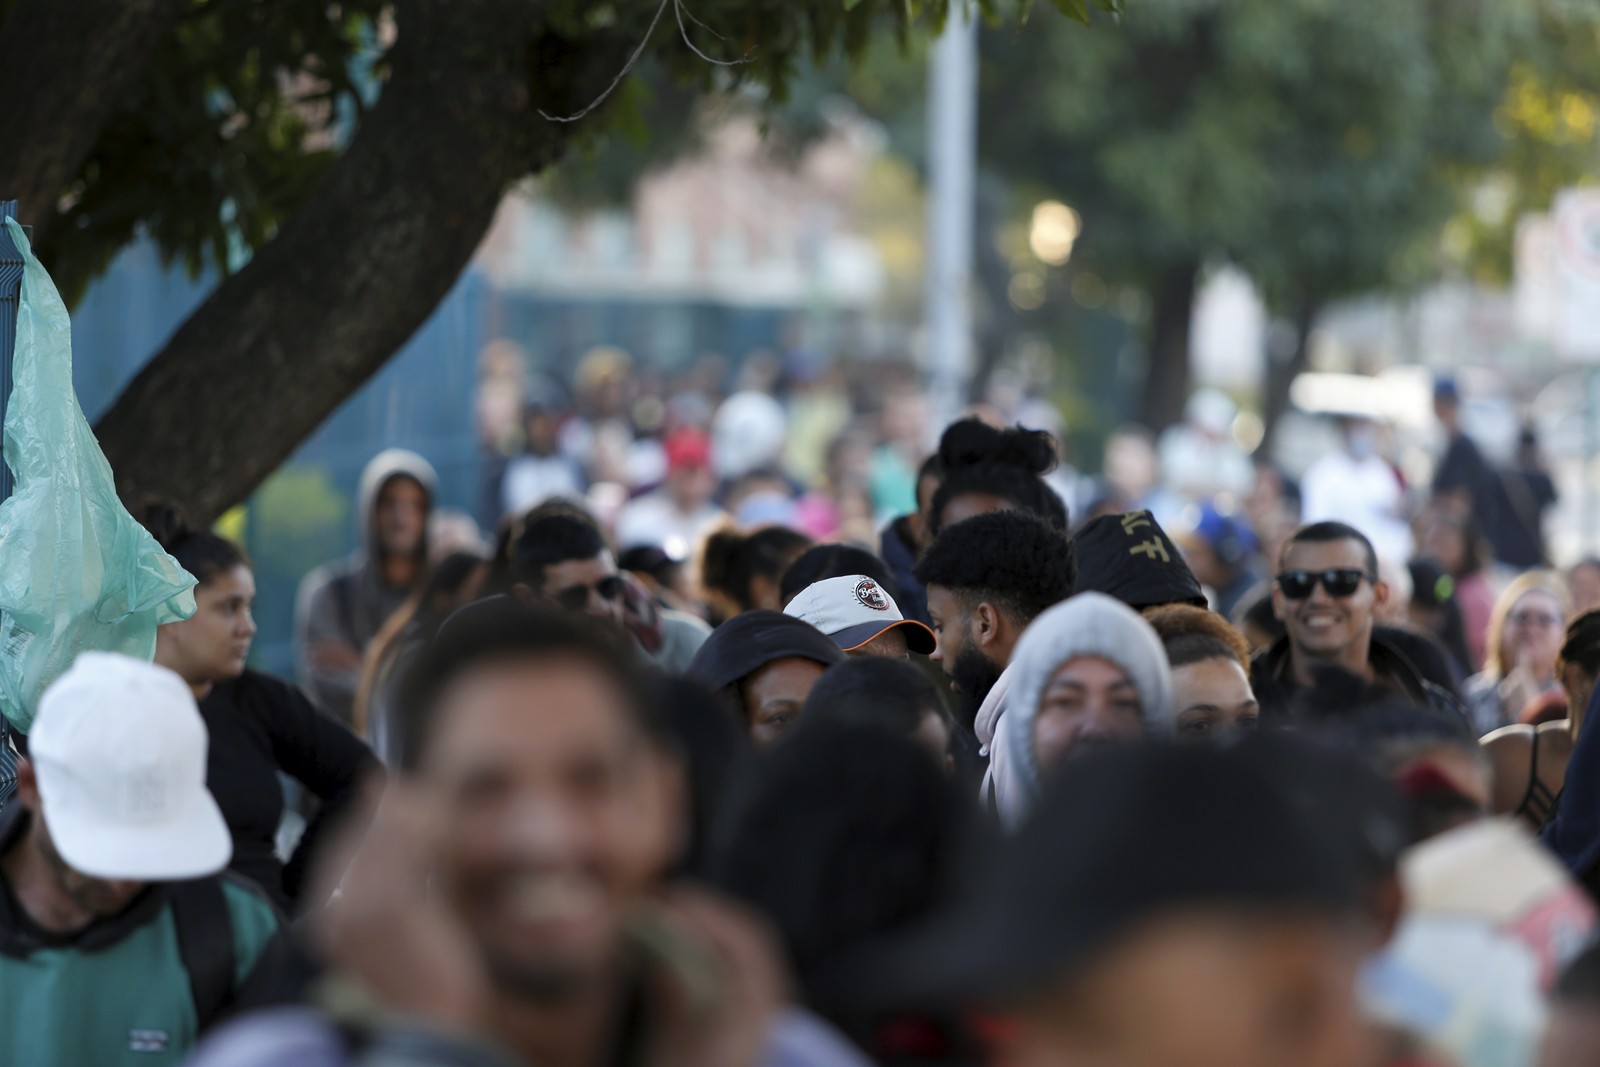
[188,598,869,1067]
[915,511,1077,804]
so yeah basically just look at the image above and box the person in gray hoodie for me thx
[998,592,1174,825]
[296,449,437,725]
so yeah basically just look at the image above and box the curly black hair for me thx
[913,510,1077,625]
[927,419,1067,537]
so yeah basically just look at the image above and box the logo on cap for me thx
[853,579,889,611]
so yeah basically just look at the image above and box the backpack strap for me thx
[170,877,236,1030]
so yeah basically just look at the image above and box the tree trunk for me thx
[93,0,629,523]
[1261,294,1323,449]
[0,0,187,242]
[1137,260,1198,431]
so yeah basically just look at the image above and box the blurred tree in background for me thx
[0,0,1115,521]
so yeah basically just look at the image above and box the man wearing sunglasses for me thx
[506,510,709,672]
[1252,521,1462,723]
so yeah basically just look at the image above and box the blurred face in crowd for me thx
[1273,539,1386,670]
[375,475,429,559]
[1502,590,1565,677]
[667,461,716,514]
[419,657,682,1000]
[1181,540,1228,591]
[524,409,560,457]
[1032,656,1145,772]
[1569,563,1600,617]
[7,765,147,932]
[939,491,1016,533]
[912,708,953,768]
[1419,516,1468,576]
[1171,657,1259,742]
[999,913,1369,1067]
[539,553,625,626]
[852,629,909,660]
[926,585,1008,728]
[156,564,257,685]
[741,657,828,748]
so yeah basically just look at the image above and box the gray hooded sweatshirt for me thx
[295,450,437,724]
[998,592,1174,826]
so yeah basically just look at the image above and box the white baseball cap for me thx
[783,575,936,655]
[28,652,231,880]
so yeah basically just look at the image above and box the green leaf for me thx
[1050,0,1092,25]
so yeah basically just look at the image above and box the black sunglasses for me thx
[551,575,625,611]
[1276,568,1373,600]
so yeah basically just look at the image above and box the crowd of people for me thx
[5,354,1600,1067]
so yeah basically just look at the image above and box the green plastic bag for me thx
[0,218,196,734]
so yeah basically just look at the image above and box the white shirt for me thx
[614,490,725,556]
[1300,450,1413,562]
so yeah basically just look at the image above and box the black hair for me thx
[1280,521,1378,577]
[802,658,950,739]
[654,676,751,880]
[1234,586,1286,643]
[701,526,814,614]
[709,721,968,1032]
[508,512,608,589]
[1555,940,1600,1003]
[396,597,654,770]
[1562,610,1600,678]
[138,498,249,586]
[780,544,901,608]
[927,419,1067,537]
[617,544,682,587]
[913,510,1077,626]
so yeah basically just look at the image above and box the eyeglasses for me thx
[550,575,624,612]
[1508,609,1562,629]
[1276,569,1373,600]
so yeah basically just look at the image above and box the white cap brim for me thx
[44,787,233,881]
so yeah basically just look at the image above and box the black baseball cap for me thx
[685,610,845,693]
[1073,509,1207,609]
[859,740,1361,1007]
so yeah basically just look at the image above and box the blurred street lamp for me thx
[1029,200,1080,266]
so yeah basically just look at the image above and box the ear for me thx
[972,602,1003,650]
[1371,579,1390,613]
[510,582,537,603]
[14,760,40,813]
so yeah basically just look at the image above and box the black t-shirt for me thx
[199,670,378,912]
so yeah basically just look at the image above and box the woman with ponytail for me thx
[699,525,813,624]
[142,500,379,913]
[926,418,1068,538]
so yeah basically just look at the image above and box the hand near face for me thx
[313,779,491,1032]
[641,889,789,1067]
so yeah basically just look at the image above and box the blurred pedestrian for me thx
[801,657,954,770]
[1253,522,1461,723]
[507,510,709,673]
[1464,571,1571,736]
[1175,503,1266,619]
[914,511,1078,805]
[783,574,936,660]
[997,593,1172,824]
[685,611,844,747]
[1432,377,1506,560]
[296,449,436,725]
[1482,610,1600,832]
[1300,414,1413,563]
[1145,604,1260,742]
[879,453,943,625]
[1495,424,1559,570]
[145,502,379,913]
[1569,558,1600,616]
[1417,508,1496,670]
[866,743,1370,1067]
[700,525,813,623]
[926,419,1067,537]
[1,654,288,1064]
[499,395,582,520]
[615,426,726,558]
[190,599,867,1067]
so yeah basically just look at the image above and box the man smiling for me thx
[1252,521,1461,723]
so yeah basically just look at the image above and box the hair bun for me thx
[937,418,1056,475]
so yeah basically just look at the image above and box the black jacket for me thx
[1251,632,1469,728]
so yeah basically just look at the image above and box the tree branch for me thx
[0,0,187,243]
[92,0,630,522]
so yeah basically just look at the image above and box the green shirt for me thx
[0,811,284,1066]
